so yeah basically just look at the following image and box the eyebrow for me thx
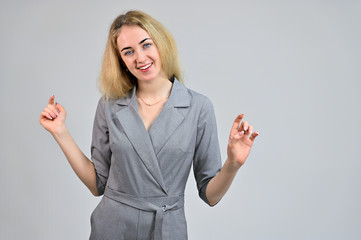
[120,38,152,52]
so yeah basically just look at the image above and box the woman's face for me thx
[117,25,166,83]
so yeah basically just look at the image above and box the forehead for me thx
[116,25,151,48]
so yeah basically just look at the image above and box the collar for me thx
[115,78,190,108]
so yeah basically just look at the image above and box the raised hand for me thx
[227,114,259,169]
[39,95,67,135]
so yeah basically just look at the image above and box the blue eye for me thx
[144,43,151,49]
[124,50,133,56]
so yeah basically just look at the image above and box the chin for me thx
[137,75,159,82]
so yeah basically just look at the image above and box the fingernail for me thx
[239,131,244,136]
[244,125,248,131]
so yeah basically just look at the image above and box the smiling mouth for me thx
[138,63,153,70]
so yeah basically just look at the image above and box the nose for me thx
[135,50,146,63]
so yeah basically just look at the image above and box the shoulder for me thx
[189,89,212,104]
[95,96,112,113]
[185,86,214,111]
[174,79,213,108]
[96,89,133,111]
[183,86,218,133]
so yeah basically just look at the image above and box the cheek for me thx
[121,58,132,69]
[152,51,161,65]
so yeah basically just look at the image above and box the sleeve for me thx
[91,98,112,196]
[193,96,222,206]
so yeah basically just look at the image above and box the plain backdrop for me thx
[1,0,360,239]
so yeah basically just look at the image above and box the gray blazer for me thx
[90,79,222,240]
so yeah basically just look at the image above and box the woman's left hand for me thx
[227,114,259,170]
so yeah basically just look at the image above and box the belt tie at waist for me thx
[104,187,184,240]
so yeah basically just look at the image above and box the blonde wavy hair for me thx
[100,10,183,99]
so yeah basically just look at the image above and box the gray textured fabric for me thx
[89,79,222,240]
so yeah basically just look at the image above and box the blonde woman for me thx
[39,10,258,240]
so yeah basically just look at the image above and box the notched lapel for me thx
[115,89,168,194]
[148,79,191,156]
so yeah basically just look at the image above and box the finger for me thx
[43,107,58,119]
[232,114,244,132]
[239,121,249,132]
[45,104,59,115]
[46,103,59,114]
[249,131,259,141]
[230,128,244,141]
[48,95,55,105]
[245,125,254,136]
[55,102,65,114]
[40,111,53,120]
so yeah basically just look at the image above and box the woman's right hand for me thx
[39,95,67,135]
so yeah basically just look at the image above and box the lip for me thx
[137,63,153,72]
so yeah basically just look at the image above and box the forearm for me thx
[52,128,99,196]
[205,158,240,206]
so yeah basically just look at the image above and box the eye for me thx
[143,43,151,49]
[124,50,133,56]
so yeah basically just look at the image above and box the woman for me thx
[39,10,258,240]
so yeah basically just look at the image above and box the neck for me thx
[136,76,172,99]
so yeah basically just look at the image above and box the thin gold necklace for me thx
[137,93,170,106]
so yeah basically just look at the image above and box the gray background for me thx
[1,0,360,239]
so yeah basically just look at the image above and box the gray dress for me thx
[90,79,222,240]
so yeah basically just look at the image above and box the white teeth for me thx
[139,63,152,70]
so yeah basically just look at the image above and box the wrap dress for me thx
[90,79,222,240]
